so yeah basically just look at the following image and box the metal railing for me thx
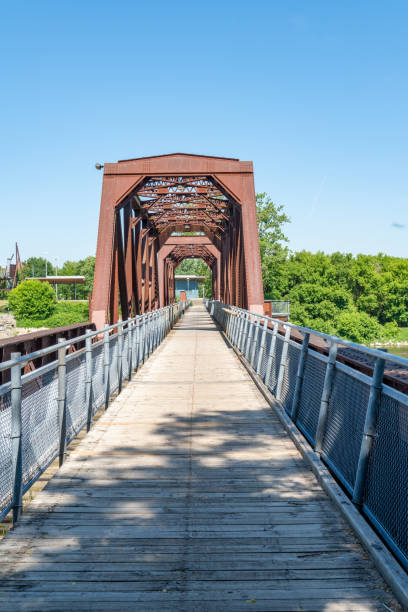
[207,299,408,571]
[0,301,187,524]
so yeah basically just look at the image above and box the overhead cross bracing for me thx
[91,153,264,328]
[135,176,230,236]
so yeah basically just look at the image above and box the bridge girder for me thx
[91,153,264,327]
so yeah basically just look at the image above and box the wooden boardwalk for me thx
[0,304,399,611]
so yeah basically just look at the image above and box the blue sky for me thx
[1,1,407,266]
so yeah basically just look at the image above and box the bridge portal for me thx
[91,153,264,328]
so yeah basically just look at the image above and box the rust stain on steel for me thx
[91,153,264,328]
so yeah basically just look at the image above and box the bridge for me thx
[0,153,407,610]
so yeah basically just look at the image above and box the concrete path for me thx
[0,304,399,611]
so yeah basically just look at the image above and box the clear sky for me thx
[1,0,407,266]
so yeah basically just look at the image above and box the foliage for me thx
[22,257,55,278]
[57,256,95,299]
[15,301,89,328]
[256,193,290,299]
[254,198,406,343]
[271,250,405,343]
[22,256,95,300]
[9,280,57,319]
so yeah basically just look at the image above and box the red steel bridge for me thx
[90,153,264,328]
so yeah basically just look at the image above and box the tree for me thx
[256,193,290,299]
[22,257,55,278]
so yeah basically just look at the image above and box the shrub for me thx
[14,301,89,328]
[335,311,383,344]
[9,280,57,319]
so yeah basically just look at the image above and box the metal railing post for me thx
[147,314,152,357]
[151,313,156,352]
[57,338,67,467]
[352,356,385,505]
[142,314,147,362]
[145,314,150,359]
[264,322,278,387]
[127,318,133,380]
[231,309,238,346]
[226,310,232,340]
[237,311,244,350]
[117,320,123,393]
[290,332,310,422]
[241,313,249,354]
[245,314,254,360]
[103,324,110,410]
[256,318,268,375]
[276,325,291,400]
[250,317,260,368]
[10,352,23,525]
[85,331,93,432]
[315,340,338,454]
[136,316,141,369]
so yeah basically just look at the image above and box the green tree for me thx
[256,193,290,299]
[23,257,55,278]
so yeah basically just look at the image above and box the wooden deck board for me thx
[0,304,400,611]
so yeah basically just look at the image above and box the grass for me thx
[395,327,408,342]
[15,301,89,328]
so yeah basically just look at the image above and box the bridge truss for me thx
[91,153,264,327]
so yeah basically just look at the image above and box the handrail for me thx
[0,304,176,374]
[233,305,408,369]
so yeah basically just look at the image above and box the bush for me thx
[9,280,57,319]
[335,311,383,344]
[15,301,89,328]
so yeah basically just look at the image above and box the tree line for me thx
[257,193,407,343]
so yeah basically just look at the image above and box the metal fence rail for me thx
[0,301,187,524]
[207,299,408,571]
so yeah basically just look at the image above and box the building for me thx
[175,275,206,299]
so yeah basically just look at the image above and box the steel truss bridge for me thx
[90,153,264,329]
[0,153,407,610]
